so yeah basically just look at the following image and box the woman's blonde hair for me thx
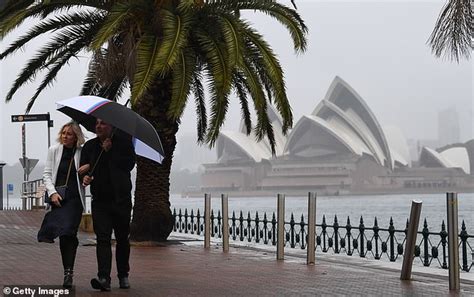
[57,121,85,147]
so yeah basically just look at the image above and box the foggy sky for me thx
[1,0,472,166]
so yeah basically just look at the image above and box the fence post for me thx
[307,192,317,265]
[221,194,229,252]
[204,193,211,249]
[447,192,460,291]
[277,194,285,260]
[400,200,422,280]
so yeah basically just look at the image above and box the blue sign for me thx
[7,184,13,193]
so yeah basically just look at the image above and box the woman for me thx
[38,121,90,288]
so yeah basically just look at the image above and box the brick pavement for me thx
[1,210,473,296]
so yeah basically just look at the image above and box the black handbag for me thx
[44,150,75,205]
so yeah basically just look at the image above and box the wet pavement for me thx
[1,210,473,296]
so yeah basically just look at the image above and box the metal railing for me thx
[172,207,474,273]
[21,179,45,210]
[3,179,92,213]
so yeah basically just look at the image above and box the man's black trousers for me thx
[92,200,132,280]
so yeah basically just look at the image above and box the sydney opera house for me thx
[199,77,474,196]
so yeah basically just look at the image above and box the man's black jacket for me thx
[80,132,136,204]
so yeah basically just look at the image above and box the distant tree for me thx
[0,0,307,241]
[429,0,472,62]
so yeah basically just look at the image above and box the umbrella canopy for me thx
[56,96,164,164]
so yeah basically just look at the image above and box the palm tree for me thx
[0,0,307,241]
[428,0,472,62]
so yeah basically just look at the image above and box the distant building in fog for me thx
[407,138,439,165]
[438,107,460,147]
[174,133,215,172]
[195,77,474,196]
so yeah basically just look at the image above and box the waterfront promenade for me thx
[1,210,473,296]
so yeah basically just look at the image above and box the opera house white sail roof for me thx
[217,105,286,163]
[216,76,411,170]
[419,145,471,174]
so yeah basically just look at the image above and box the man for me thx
[81,119,136,291]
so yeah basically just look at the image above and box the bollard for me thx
[307,192,317,265]
[400,200,422,280]
[277,194,285,260]
[221,194,229,252]
[204,193,211,248]
[447,192,460,291]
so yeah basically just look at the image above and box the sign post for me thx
[22,124,26,181]
[11,113,53,150]
[47,112,52,147]
[11,113,52,182]
[0,163,5,210]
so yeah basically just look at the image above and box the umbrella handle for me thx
[88,148,104,177]
[87,129,116,177]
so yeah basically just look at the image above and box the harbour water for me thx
[170,192,474,233]
[4,192,474,232]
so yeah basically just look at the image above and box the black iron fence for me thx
[172,208,474,272]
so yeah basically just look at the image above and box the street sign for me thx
[19,157,39,176]
[7,184,13,194]
[12,113,52,172]
[11,113,50,122]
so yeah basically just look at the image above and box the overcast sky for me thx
[1,0,472,166]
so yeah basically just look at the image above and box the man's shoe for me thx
[90,277,111,291]
[119,277,130,289]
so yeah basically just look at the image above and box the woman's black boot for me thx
[63,268,73,288]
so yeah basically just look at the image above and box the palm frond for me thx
[233,71,252,135]
[216,12,243,70]
[26,50,77,112]
[168,50,196,120]
[154,7,192,77]
[130,33,161,103]
[255,105,276,155]
[90,36,131,86]
[238,59,264,115]
[262,2,307,53]
[0,7,31,38]
[81,59,127,102]
[1,10,104,60]
[81,55,103,96]
[23,18,102,111]
[106,78,127,102]
[5,24,98,102]
[0,0,34,23]
[192,70,207,143]
[243,24,292,133]
[90,1,138,49]
[237,58,266,121]
[237,52,277,153]
[196,30,233,144]
[196,29,231,94]
[37,0,111,18]
[205,0,308,53]
[0,0,107,38]
[205,76,230,146]
[428,0,472,62]
[96,79,127,101]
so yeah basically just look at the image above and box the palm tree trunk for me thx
[130,77,178,242]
